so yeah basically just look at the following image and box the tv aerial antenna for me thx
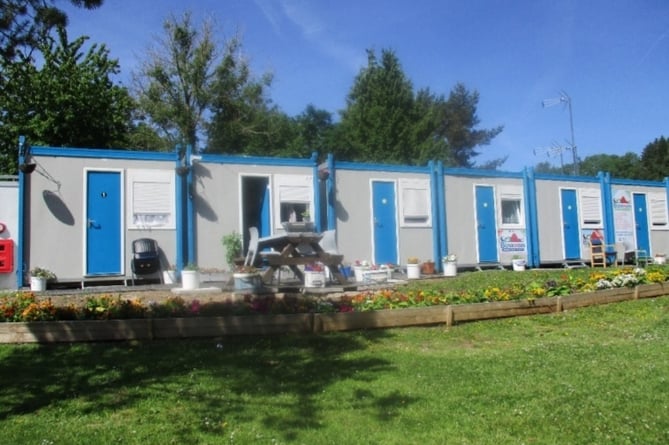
[533,142,569,173]
[542,91,578,175]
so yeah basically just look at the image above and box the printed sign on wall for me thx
[498,229,526,253]
[612,189,635,251]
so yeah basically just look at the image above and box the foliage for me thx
[337,49,504,168]
[639,136,669,181]
[0,0,103,60]
[221,231,242,269]
[1,266,667,323]
[0,26,133,173]
[1,299,668,443]
[29,267,55,279]
[183,263,199,271]
[134,11,274,153]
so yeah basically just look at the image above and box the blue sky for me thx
[61,0,669,171]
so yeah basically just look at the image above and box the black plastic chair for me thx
[131,238,162,285]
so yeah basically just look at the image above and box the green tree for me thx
[639,136,669,181]
[337,48,503,167]
[135,12,274,153]
[577,152,642,179]
[0,0,102,60]
[0,27,133,174]
[338,49,416,164]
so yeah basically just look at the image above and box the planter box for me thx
[153,314,313,338]
[314,306,448,332]
[361,269,391,284]
[0,319,153,343]
[451,297,559,324]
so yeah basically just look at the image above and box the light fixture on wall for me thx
[18,138,36,174]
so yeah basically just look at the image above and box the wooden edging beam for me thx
[0,283,667,344]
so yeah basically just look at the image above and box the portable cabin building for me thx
[0,177,18,289]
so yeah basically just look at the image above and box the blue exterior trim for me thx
[599,172,616,245]
[428,162,440,270]
[30,145,175,161]
[16,136,27,288]
[186,145,196,266]
[175,145,185,276]
[326,153,336,230]
[437,162,447,271]
[534,172,600,184]
[444,167,524,179]
[523,168,540,268]
[610,177,666,188]
[335,160,430,174]
[311,152,322,232]
[201,153,313,167]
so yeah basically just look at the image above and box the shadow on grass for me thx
[0,329,416,441]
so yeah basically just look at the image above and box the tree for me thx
[0,27,133,174]
[577,153,642,179]
[0,0,102,60]
[135,12,274,153]
[134,12,216,150]
[338,49,416,164]
[639,136,669,181]
[337,48,503,167]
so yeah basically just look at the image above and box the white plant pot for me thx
[233,273,262,291]
[406,263,420,279]
[181,270,200,290]
[443,261,457,277]
[353,266,370,282]
[30,276,47,292]
[304,271,326,288]
[512,259,526,271]
[163,270,177,284]
[654,255,666,265]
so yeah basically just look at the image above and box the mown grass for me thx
[1,294,668,444]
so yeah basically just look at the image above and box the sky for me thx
[60,0,669,172]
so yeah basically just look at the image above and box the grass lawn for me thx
[1,294,668,444]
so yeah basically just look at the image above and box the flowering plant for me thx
[407,257,420,264]
[442,254,457,263]
[354,260,370,267]
[305,262,325,272]
[30,267,56,280]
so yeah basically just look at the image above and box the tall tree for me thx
[578,152,642,179]
[639,136,669,181]
[135,12,274,153]
[0,0,102,60]
[337,48,503,167]
[339,49,416,164]
[0,27,133,174]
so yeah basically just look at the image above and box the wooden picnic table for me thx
[257,232,346,285]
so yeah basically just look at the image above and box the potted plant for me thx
[29,267,55,291]
[442,254,458,277]
[301,209,311,222]
[181,263,200,290]
[233,265,262,292]
[654,253,666,265]
[511,255,526,271]
[406,257,420,279]
[221,232,243,271]
[421,259,435,275]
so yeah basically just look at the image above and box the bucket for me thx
[304,271,325,288]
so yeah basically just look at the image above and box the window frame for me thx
[126,168,176,230]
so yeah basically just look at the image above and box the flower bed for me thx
[1,266,668,344]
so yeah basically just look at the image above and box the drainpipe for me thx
[16,136,27,289]
[311,152,321,232]
[599,171,615,246]
[523,167,540,268]
[326,153,336,231]
[428,161,441,272]
[437,161,447,271]
[186,144,195,266]
[175,144,185,276]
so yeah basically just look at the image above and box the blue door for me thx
[561,189,581,259]
[475,185,498,263]
[372,181,398,264]
[86,171,122,275]
[633,193,651,254]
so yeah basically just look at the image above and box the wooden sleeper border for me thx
[1,282,668,344]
